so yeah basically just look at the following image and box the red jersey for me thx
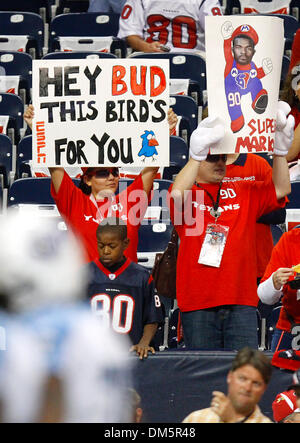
[51,172,149,263]
[289,106,300,161]
[260,228,300,332]
[169,180,285,312]
[225,154,274,278]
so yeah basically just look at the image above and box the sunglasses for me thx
[206,154,227,163]
[89,168,119,179]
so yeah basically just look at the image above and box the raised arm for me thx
[272,101,295,200]
[171,116,225,203]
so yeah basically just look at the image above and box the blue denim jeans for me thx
[180,305,258,351]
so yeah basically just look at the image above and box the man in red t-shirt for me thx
[168,101,294,350]
[258,227,300,352]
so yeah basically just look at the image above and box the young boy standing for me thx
[86,217,163,359]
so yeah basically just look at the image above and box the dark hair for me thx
[280,60,300,109]
[96,217,127,241]
[233,34,255,48]
[231,347,272,385]
[79,168,96,195]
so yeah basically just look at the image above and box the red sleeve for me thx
[50,170,83,218]
[239,179,286,220]
[260,232,289,283]
[290,29,300,72]
[224,37,234,77]
[256,66,266,79]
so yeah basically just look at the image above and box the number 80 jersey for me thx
[118,0,222,54]
[86,258,163,345]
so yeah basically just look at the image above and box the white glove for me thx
[221,21,234,40]
[273,101,295,156]
[262,57,273,75]
[189,116,225,162]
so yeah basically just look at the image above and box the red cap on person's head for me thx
[232,24,259,46]
[81,167,96,177]
[272,390,298,422]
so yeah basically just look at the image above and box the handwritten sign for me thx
[32,58,170,167]
[205,15,284,154]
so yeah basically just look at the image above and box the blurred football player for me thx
[0,210,132,423]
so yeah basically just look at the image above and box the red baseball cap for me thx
[272,390,298,422]
[232,24,259,46]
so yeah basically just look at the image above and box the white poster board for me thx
[31,58,170,167]
[205,15,284,154]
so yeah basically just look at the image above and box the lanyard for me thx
[89,193,115,222]
[195,182,223,221]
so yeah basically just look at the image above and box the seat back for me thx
[55,0,89,14]
[0,133,13,188]
[43,50,117,60]
[0,0,52,24]
[8,176,80,206]
[286,181,300,209]
[49,12,124,55]
[0,51,32,103]
[16,134,32,178]
[130,52,207,106]
[137,222,174,269]
[239,0,291,14]
[0,93,24,145]
[162,136,188,181]
[0,11,45,59]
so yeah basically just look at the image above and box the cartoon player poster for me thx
[205,15,284,154]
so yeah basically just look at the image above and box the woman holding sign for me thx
[24,105,177,263]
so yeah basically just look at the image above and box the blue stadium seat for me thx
[168,307,180,349]
[129,52,207,107]
[0,0,52,24]
[16,135,32,178]
[137,222,174,269]
[225,0,241,14]
[8,177,55,206]
[150,179,173,211]
[266,304,282,349]
[8,176,80,206]
[0,134,13,188]
[49,12,125,56]
[270,224,284,245]
[162,136,188,181]
[281,54,290,87]
[55,0,89,15]
[170,94,198,144]
[290,0,300,20]
[286,181,300,208]
[0,11,45,59]
[0,51,32,104]
[0,93,24,146]
[272,14,300,50]
[43,50,117,59]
